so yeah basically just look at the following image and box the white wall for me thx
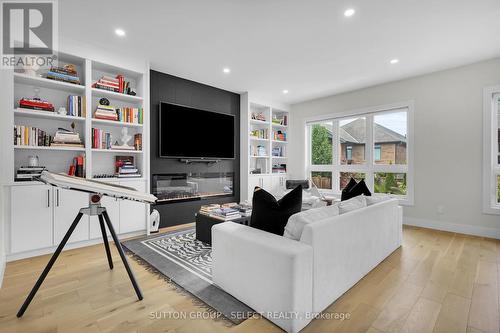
[289,57,500,238]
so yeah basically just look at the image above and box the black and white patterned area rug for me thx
[121,228,253,324]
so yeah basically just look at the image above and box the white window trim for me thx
[482,86,500,214]
[305,100,415,206]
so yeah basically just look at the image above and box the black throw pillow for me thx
[343,179,371,201]
[250,185,302,236]
[341,177,358,201]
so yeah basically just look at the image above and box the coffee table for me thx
[195,213,250,245]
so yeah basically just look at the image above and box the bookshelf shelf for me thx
[14,145,85,152]
[251,155,269,158]
[14,108,85,122]
[272,123,287,129]
[91,88,143,102]
[272,156,287,159]
[272,140,288,144]
[92,177,145,182]
[250,137,268,143]
[250,119,269,125]
[92,148,143,154]
[92,118,143,127]
[14,73,85,93]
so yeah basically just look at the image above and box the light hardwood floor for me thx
[0,225,499,333]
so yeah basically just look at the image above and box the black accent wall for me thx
[150,70,240,228]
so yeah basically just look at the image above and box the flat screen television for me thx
[159,102,235,159]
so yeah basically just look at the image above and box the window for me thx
[483,88,500,214]
[374,145,381,161]
[306,102,413,204]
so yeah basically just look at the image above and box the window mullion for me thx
[365,114,375,192]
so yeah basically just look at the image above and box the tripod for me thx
[17,193,143,318]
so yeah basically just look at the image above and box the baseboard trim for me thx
[6,230,146,262]
[404,216,500,240]
[0,253,5,288]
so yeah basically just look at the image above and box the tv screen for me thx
[159,102,235,159]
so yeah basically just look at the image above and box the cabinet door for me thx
[119,181,147,234]
[54,188,89,244]
[261,176,272,193]
[248,176,262,201]
[89,196,120,239]
[11,185,53,253]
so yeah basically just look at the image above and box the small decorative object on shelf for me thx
[57,107,67,115]
[45,64,81,85]
[93,173,116,179]
[67,154,85,177]
[111,127,136,151]
[99,98,110,106]
[272,163,287,174]
[134,133,142,151]
[272,114,288,126]
[272,146,286,157]
[22,63,40,77]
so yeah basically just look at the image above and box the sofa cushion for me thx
[342,179,371,201]
[337,195,367,214]
[250,185,303,236]
[365,194,391,206]
[341,178,358,201]
[284,205,340,240]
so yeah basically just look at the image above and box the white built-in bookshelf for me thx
[7,53,148,183]
[240,93,290,201]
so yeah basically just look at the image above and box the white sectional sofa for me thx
[212,198,402,333]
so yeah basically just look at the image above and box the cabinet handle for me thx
[47,189,50,208]
[56,189,59,207]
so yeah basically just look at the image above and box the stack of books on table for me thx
[51,128,83,148]
[234,203,252,217]
[46,66,80,85]
[94,104,117,121]
[199,204,242,221]
[15,166,46,181]
[92,75,131,94]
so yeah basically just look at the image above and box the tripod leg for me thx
[98,214,114,270]
[102,210,143,301]
[17,212,84,318]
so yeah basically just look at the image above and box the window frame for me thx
[306,101,414,206]
[482,87,500,214]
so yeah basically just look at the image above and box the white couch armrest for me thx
[212,222,313,333]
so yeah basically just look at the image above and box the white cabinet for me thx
[11,185,53,253]
[271,174,287,193]
[248,175,272,201]
[54,188,89,244]
[119,181,147,234]
[89,196,120,239]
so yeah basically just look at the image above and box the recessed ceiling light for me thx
[344,8,355,17]
[390,58,400,64]
[223,67,231,74]
[282,90,289,94]
[115,29,126,37]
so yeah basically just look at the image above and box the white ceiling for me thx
[59,0,500,105]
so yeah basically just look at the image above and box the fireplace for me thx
[152,172,234,204]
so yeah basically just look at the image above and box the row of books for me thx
[46,66,81,85]
[67,95,85,117]
[92,128,112,149]
[272,163,287,174]
[250,128,268,139]
[273,130,286,141]
[272,146,286,157]
[92,74,132,94]
[272,115,288,126]
[68,155,85,177]
[14,126,51,147]
[116,107,143,124]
